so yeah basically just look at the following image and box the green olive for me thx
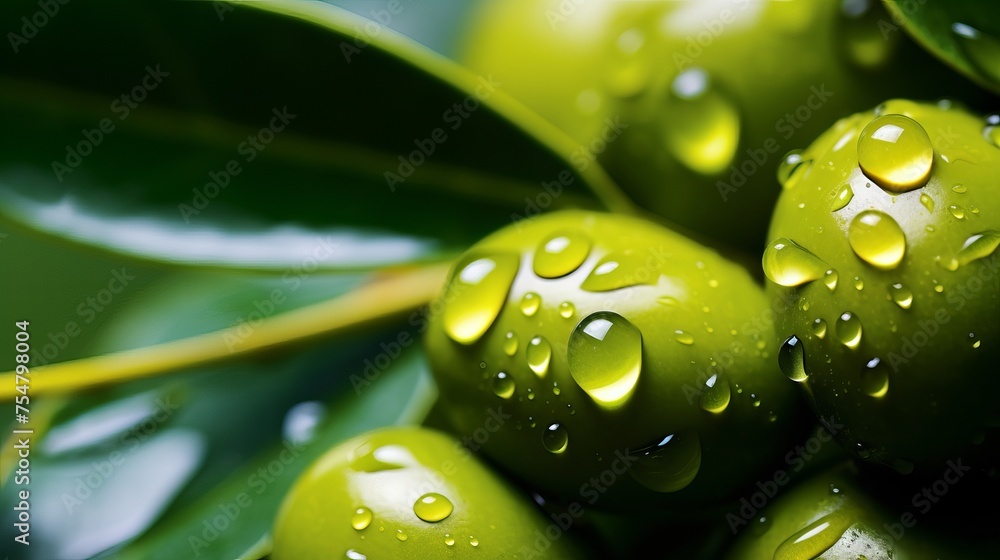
[763,99,1000,472]
[725,463,990,559]
[425,210,803,510]
[271,427,582,559]
[461,0,991,251]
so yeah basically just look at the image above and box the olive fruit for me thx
[725,463,989,559]
[425,210,802,509]
[271,427,582,559]
[461,0,990,251]
[763,99,1000,472]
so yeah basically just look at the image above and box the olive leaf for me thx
[882,0,1000,94]
[0,0,630,271]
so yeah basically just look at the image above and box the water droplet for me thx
[352,507,373,530]
[444,535,455,547]
[950,23,1000,88]
[778,335,808,382]
[952,183,967,193]
[823,269,839,291]
[798,298,810,311]
[934,283,945,293]
[469,536,480,547]
[533,232,592,279]
[582,251,658,292]
[346,550,367,560]
[957,230,1000,265]
[558,301,575,319]
[349,443,417,472]
[773,513,853,560]
[777,150,811,189]
[629,432,702,493]
[830,184,854,211]
[503,331,518,356]
[674,330,695,345]
[812,318,827,339]
[919,193,934,212]
[526,388,535,401]
[520,292,541,317]
[526,336,552,377]
[658,296,678,306]
[836,312,863,349]
[936,255,959,272]
[491,372,515,399]
[542,423,568,454]
[762,238,829,286]
[854,276,864,291]
[848,210,906,269]
[396,530,408,542]
[700,373,731,413]
[413,493,454,523]
[568,311,642,409]
[984,113,1000,147]
[283,400,325,446]
[949,204,966,219]
[443,254,519,344]
[861,357,889,397]
[857,114,933,192]
[662,68,740,175]
[888,283,913,309]
[751,515,773,537]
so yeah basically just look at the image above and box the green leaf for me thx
[883,0,1000,93]
[0,0,627,271]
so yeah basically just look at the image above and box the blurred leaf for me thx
[883,0,1000,93]
[0,0,628,271]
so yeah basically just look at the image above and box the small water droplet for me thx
[469,536,480,547]
[888,283,913,309]
[700,373,731,413]
[503,331,518,356]
[861,357,889,397]
[443,254,519,344]
[830,185,854,211]
[857,114,933,192]
[949,204,966,220]
[568,311,642,408]
[629,432,702,493]
[556,301,576,319]
[934,283,945,293]
[798,297,810,311]
[751,515,773,537]
[352,507,373,530]
[491,372,515,399]
[396,530,408,542]
[812,318,827,339]
[778,335,809,382]
[533,231,592,279]
[919,192,934,212]
[936,255,960,272]
[984,113,1000,147]
[823,269,839,291]
[762,238,829,286]
[663,68,740,175]
[848,210,906,269]
[582,251,659,292]
[542,423,568,454]
[413,493,454,523]
[853,276,864,291]
[957,230,1000,265]
[835,312,863,349]
[952,183,967,193]
[526,336,552,377]
[520,292,541,317]
[444,534,455,547]
[777,150,811,188]
[675,330,695,345]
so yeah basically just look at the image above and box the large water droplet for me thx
[848,210,906,269]
[835,312,863,349]
[503,331,518,356]
[520,292,541,317]
[699,373,731,413]
[542,423,568,454]
[491,372,515,399]
[777,150,811,189]
[443,254,519,344]
[567,311,642,409]
[662,68,740,175]
[858,114,933,192]
[346,550,367,560]
[526,336,552,377]
[352,507,373,530]
[533,232,592,279]
[951,23,1000,87]
[830,185,854,211]
[762,238,829,287]
[778,335,808,382]
[957,230,1000,265]
[413,493,453,523]
[861,357,889,398]
[628,432,702,493]
[889,283,913,309]
[773,512,853,560]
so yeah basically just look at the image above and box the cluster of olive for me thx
[271,1,998,558]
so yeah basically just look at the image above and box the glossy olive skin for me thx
[426,210,803,510]
[764,100,1000,473]
[725,463,990,559]
[461,0,990,252]
[271,427,582,559]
